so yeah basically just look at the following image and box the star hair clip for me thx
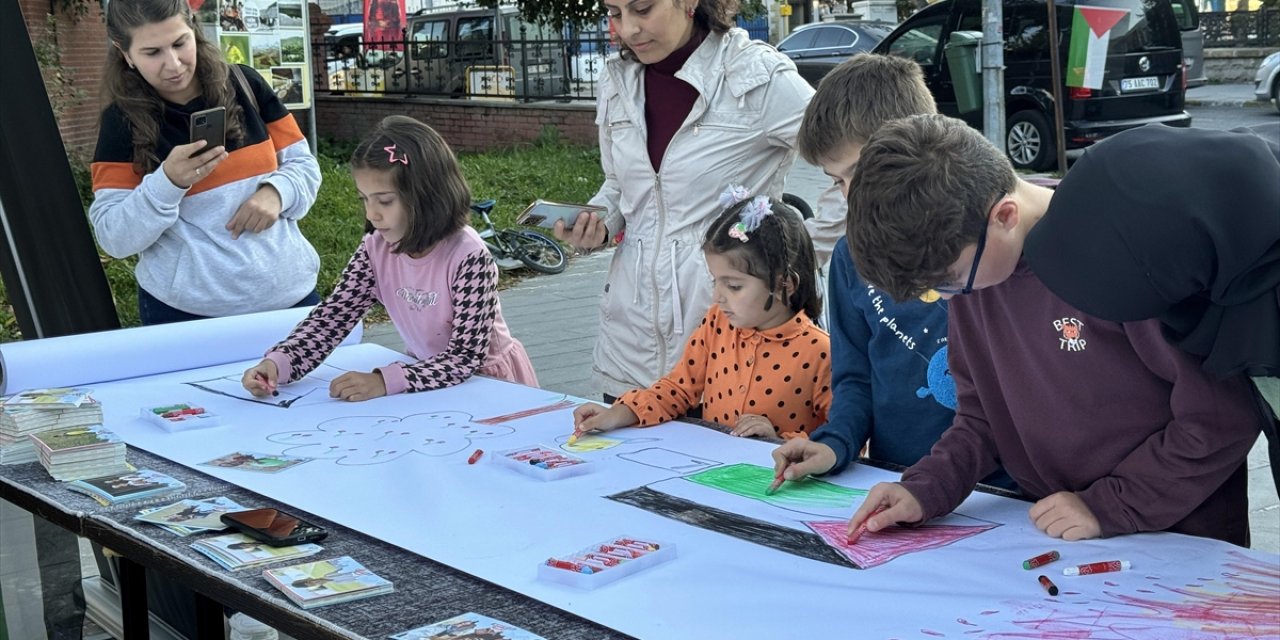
[719,184,772,243]
[384,144,409,165]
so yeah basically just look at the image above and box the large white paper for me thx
[76,343,1280,640]
[0,307,362,395]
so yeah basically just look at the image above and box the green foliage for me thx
[740,1,768,20]
[476,0,603,29]
[0,142,603,342]
[32,15,85,119]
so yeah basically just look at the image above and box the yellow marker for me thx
[567,431,579,445]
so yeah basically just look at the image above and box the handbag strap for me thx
[229,64,259,114]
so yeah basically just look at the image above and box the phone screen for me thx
[225,508,299,538]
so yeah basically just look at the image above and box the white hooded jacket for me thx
[587,28,841,397]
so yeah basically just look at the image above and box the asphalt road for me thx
[1188,103,1280,140]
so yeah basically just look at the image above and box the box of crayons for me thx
[537,535,674,589]
[141,403,220,432]
[493,445,591,481]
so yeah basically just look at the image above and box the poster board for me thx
[191,0,313,109]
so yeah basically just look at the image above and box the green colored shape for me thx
[685,463,865,508]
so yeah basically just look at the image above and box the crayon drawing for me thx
[185,363,349,408]
[608,486,859,568]
[616,447,721,473]
[266,412,514,464]
[559,434,661,454]
[474,396,576,424]
[686,463,866,509]
[805,519,998,569]
[910,552,1280,639]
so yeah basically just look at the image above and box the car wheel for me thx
[1006,110,1056,172]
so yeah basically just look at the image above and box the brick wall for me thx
[314,96,598,151]
[20,0,109,157]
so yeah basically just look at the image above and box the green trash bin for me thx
[945,30,984,114]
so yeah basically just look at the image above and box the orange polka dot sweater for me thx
[618,305,832,438]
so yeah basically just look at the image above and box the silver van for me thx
[1171,0,1207,88]
[387,6,569,99]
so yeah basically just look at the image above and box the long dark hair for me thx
[350,116,471,256]
[104,0,245,175]
[704,195,821,320]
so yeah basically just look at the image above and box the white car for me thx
[1255,50,1280,113]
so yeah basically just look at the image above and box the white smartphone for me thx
[516,199,606,230]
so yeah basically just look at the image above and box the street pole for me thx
[1045,0,1069,174]
[981,0,1005,150]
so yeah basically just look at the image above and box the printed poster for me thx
[191,0,312,109]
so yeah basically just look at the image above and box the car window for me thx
[886,18,945,66]
[411,19,447,59]
[813,27,857,49]
[457,16,495,58]
[778,29,818,51]
[1168,0,1199,30]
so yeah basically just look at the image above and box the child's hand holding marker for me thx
[241,359,281,398]
[845,482,922,544]
[569,402,640,440]
[770,439,838,483]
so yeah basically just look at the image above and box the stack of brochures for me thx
[134,497,246,536]
[65,469,186,506]
[0,389,102,465]
[192,533,323,571]
[263,556,393,609]
[31,424,129,481]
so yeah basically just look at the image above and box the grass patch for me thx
[0,140,602,342]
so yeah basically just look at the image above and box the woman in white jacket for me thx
[556,0,834,402]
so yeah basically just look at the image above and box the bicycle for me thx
[471,199,567,274]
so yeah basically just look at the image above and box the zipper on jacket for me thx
[670,238,683,336]
[652,174,668,373]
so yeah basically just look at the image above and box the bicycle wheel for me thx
[504,230,567,274]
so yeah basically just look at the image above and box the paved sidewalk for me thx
[1186,82,1258,107]
[362,160,1278,553]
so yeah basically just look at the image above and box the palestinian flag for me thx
[1066,6,1129,89]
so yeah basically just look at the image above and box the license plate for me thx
[527,63,551,75]
[1120,76,1160,92]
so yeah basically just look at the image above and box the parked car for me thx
[873,0,1192,171]
[388,6,569,99]
[777,21,895,87]
[323,23,389,93]
[1171,0,1207,88]
[1256,50,1280,113]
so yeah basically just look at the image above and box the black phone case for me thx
[219,509,329,547]
[189,107,227,149]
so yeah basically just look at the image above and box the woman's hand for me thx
[329,371,387,402]
[227,184,283,240]
[241,359,279,397]
[162,140,227,189]
[553,211,608,251]
[731,413,777,438]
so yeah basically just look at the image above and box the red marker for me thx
[847,505,888,545]
[467,449,484,464]
[545,559,594,574]
[254,372,279,397]
[1022,550,1060,570]
[1063,560,1131,576]
[1038,574,1059,596]
[765,465,790,496]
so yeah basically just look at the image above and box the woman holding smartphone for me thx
[89,0,322,325]
[556,0,833,403]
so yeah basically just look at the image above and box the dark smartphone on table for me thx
[189,106,227,150]
[219,507,328,547]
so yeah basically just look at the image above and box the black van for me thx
[872,0,1192,170]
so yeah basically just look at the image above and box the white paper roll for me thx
[0,307,363,395]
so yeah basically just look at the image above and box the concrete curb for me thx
[1185,97,1257,107]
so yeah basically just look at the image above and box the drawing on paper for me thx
[617,447,721,473]
[686,463,865,509]
[266,412,514,464]
[609,486,859,568]
[559,434,662,454]
[805,519,996,569]
[913,551,1280,639]
[185,363,350,408]
[474,397,577,425]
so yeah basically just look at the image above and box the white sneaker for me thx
[228,612,279,640]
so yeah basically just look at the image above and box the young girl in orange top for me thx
[573,186,831,439]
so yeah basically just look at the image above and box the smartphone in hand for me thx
[516,199,605,230]
[219,507,328,547]
[189,106,227,150]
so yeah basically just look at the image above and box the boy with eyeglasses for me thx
[841,115,1267,547]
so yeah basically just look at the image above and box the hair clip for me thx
[728,196,773,242]
[719,184,751,210]
[384,144,409,165]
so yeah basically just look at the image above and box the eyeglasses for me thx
[934,222,988,296]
